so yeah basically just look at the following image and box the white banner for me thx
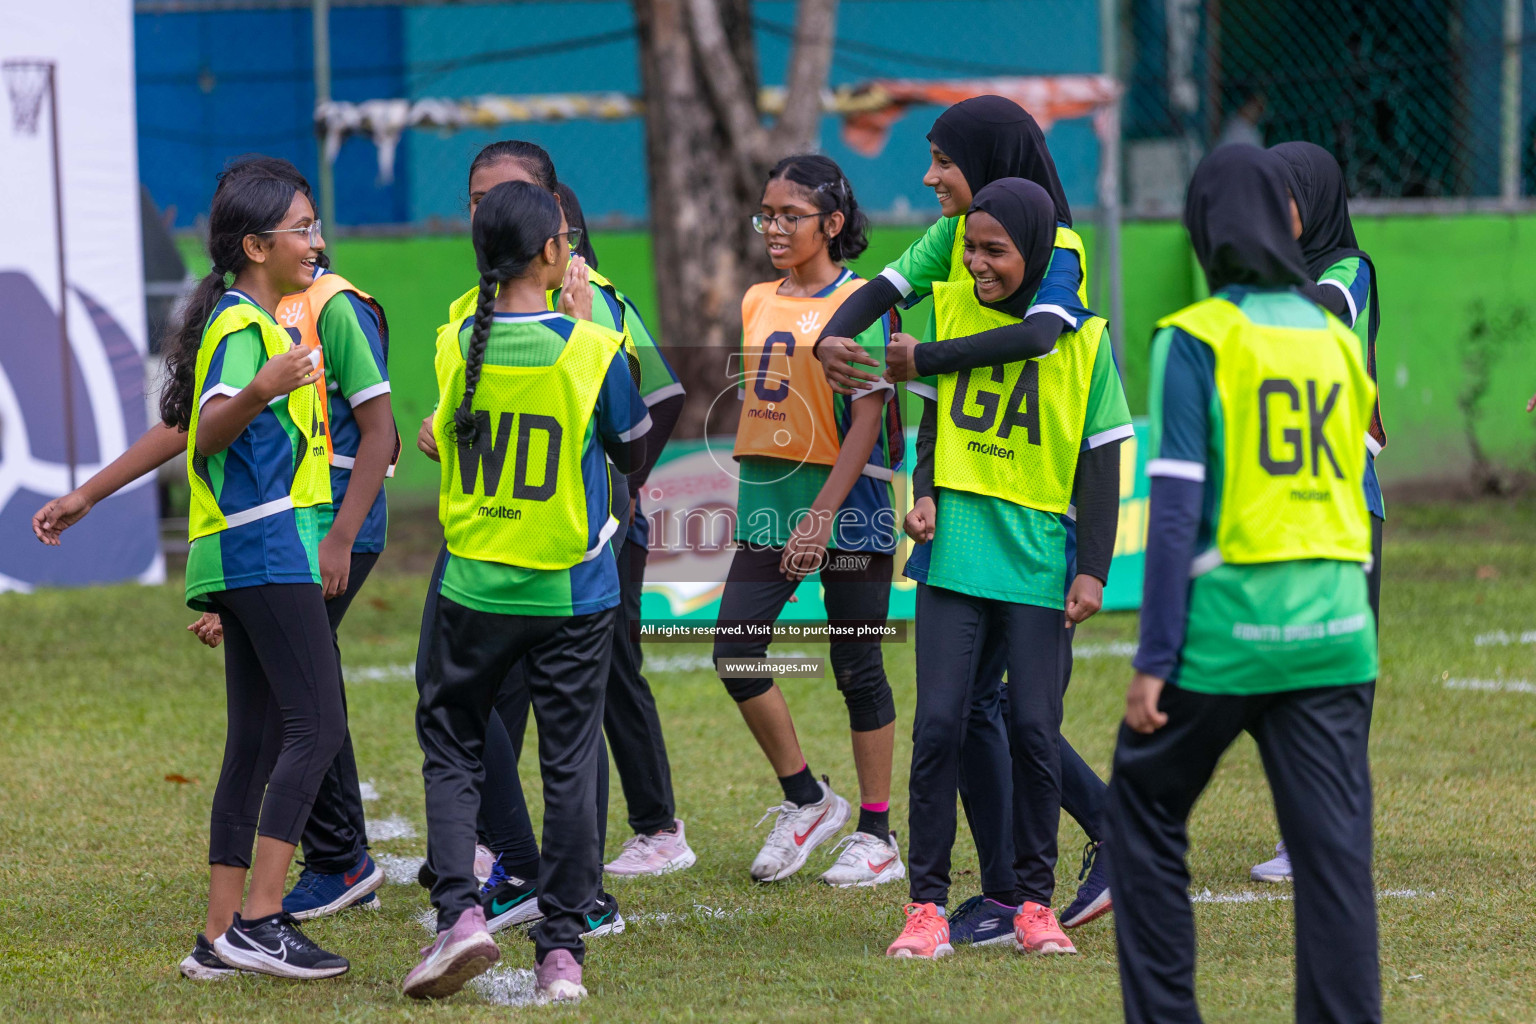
[0,1,162,590]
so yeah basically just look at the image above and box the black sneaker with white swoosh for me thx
[213,912,349,979]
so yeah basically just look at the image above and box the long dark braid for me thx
[454,180,563,447]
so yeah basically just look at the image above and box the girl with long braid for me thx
[404,180,649,1004]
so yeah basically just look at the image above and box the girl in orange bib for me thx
[714,155,906,888]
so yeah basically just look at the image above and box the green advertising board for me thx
[638,419,1150,621]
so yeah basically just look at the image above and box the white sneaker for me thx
[749,778,850,882]
[1250,841,1293,883]
[604,819,698,877]
[821,831,906,888]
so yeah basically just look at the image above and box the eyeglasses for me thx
[259,220,324,248]
[556,227,585,251]
[752,212,824,235]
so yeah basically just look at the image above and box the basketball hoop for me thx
[3,60,53,136]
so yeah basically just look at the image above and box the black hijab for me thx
[1271,140,1379,342]
[967,178,1058,320]
[1183,146,1310,293]
[928,96,1073,227]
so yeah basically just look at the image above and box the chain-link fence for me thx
[1122,0,1534,215]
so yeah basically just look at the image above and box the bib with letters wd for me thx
[949,218,1089,304]
[932,280,1104,515]
[275,272,400,476]
[434,319,621,570]
[1160,297,1375,565]
[187,304,331,541]
[733,277,873,471]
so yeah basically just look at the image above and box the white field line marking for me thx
[1191,888,1435,904]
[358,780,380,802]
[1074,641,1138,659]
[375,853,425,885]
[470,965,544,1007]
[1445,677,1536,695]
[1472,630,1536,647]
[346,663,414,683]
[366,815,418,841]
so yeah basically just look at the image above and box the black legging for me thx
[208,582,346,867]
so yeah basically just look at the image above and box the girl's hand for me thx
[32,490,94,545]
[417,414,439,461]
[1065,574,1104,626]
[1527,392,1536,413]
[781,510,833,581]
[816,336,882,395]
[252,343,322,402]
[904,496,936,543]
[883,333,921,383]
[319,531,352,600]
[1124,672,1169,734]
[558,256,594,322]
[187,612,224,649]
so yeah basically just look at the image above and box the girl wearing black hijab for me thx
[887,179,1132,960]
[1105,145,1381,1024]
[1247,140,1385,888]
[813,95,1095,394]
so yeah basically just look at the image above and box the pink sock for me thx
[860,801,889,812]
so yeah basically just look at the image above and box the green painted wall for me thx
[179,212,1536,495]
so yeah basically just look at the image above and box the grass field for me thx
[4,497,1536,1022]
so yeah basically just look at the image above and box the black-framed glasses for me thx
[259,220,324,248]
[752,212,824,235]
[556,227,585,251]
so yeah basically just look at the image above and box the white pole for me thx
[313,0,337,230]
[1500,0,1522,206]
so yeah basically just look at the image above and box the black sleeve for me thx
[603,434,644,477]
[1131,476,1204,679]
[912,311,1070,377]
[814,276,904,356]
[1296,279,1351,323]
[913,395,938,502]
[1070,440,1122,583]
[626,391,683,494]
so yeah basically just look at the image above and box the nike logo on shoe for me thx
[793,808,829,846]
[242,933,288,961]
[585,911,613,930]
[491,892,535,915]
[867,855,898,873]
[343,863,368,887]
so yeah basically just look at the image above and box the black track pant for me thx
[208,583,347,866]
[299,550,380,873]
[415,552,613,963]
[1106,682,1379,1024]
[958,630,1108,900]
[1368,513,1384,624]
[713,543,897,733]
[909,583,1066,907]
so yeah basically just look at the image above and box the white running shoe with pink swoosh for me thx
[749,778,849,882]
[821,830,906,887]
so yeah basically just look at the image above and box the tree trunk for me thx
[633,0,837,437]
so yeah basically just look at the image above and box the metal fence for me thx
[1119,0,1534,216]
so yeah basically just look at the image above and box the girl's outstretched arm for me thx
[31,421,186,544]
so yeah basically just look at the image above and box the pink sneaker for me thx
[402,905,500,999]
[604,819,698,877]
[1013,901,1077,955]
[535,948,587,1002]
[886,902,953,959]
[474,844,495,885]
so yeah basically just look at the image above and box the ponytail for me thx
[454,271,502,447]
[159,158,307,429]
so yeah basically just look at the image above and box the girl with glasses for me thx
[713,154,906,888]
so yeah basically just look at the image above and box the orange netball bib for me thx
[733,277,871,469]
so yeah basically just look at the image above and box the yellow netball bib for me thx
[1160,297,1374,565]
[434,318,621,569]
[931,280,1103,514]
